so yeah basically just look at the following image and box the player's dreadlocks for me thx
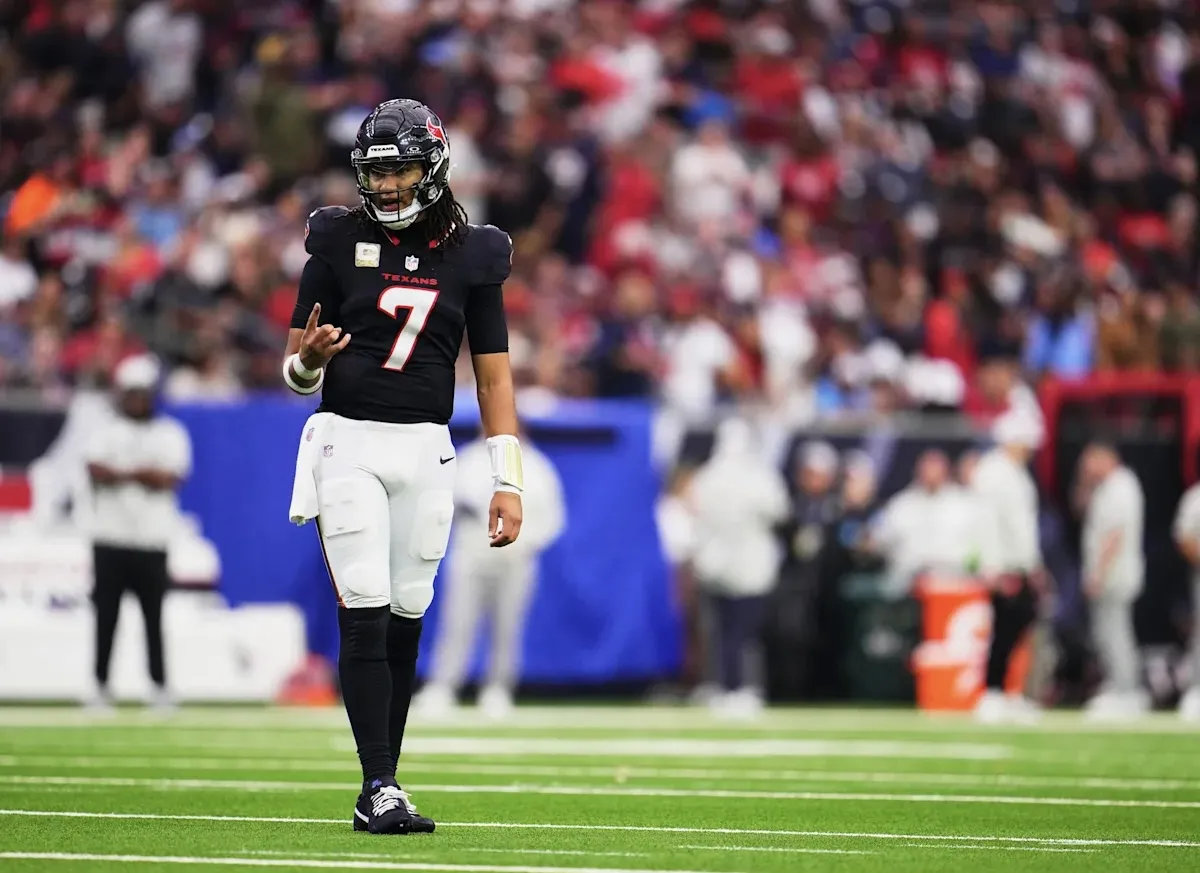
[420,188,470,250]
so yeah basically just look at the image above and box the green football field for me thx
[0,705,1198,872]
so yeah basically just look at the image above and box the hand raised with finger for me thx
[299,303,351,371]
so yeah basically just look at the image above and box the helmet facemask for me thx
[354,157,440,229]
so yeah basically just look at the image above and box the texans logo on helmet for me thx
[426,118,448,148]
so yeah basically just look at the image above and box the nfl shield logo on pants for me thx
[405,255,419,271]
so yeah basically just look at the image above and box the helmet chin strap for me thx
[369,197,422,229]
[365,186,444,230]
[381,212,419,230]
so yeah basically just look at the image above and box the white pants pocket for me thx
[319,478,369,538]
[409,490,455,561]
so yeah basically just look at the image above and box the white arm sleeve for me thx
[487,434,524,494]
[872,495,904,551]
[970,461,1006,574]
[540,457,568,546]
[1012,478,1042,570]
[162,422,192,479]
[85,425,115,467]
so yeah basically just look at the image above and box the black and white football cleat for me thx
[353,780,436,834]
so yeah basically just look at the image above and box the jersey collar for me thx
[380,223,456,250]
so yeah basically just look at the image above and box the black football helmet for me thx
[351,99,452,230]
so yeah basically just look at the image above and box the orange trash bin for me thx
[912,574,1031,711]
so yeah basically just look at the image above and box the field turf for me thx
[0,704,1197,871]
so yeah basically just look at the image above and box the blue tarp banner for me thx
[168,395,677,683]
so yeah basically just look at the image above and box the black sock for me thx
[337,606,394,787]
[985,579,1038,690]
[387,614,423,773]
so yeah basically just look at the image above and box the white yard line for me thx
[676,845,873,856]
[245,851,650,861]
[0,734,1016,761]
[678,843,1095,855]
[0,854,726,873]
[1,809,1196,848]
[4,755,1198,793]
[4,775,1200,810]
[458,852,645,860]
[0,734,345,753]
[0,808,347,825]
[378,738,1014,761]
[0,705,1196,734]
[895,844,1094,853]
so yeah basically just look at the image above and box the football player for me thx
[282,99,524,835]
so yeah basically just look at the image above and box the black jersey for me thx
[290,207,512,425]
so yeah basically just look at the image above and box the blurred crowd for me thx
[2,0,1200,427]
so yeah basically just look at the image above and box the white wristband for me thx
[283,354,323,395]
[292,353,320,379]
[487,434,524,494]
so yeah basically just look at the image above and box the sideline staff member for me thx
[971,407,1045,724]
[84,355,192,710]
[1079,442,1147,720]
[417,423,566,720]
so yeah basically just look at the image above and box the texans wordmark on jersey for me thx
[291,207,512,425]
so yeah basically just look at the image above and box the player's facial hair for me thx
[120,392,154,421]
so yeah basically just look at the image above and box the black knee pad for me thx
[338,605,391,661]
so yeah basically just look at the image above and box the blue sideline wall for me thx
[168,395,679,684]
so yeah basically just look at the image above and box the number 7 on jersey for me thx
[377,285,439,372]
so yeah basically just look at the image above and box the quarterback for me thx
[282,99,524,834]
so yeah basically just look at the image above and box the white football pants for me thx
[1193,579,1200,685]
[314,416,457,617]
[428,522,539,692]
[1091,594,1140,695]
